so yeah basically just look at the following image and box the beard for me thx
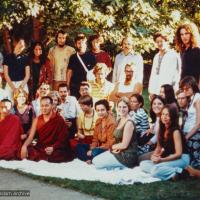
[58,44,65,48]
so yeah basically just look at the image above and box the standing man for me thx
[3,37,30,101]
[148,32,181,98]
[112,36,144,84]
[48,30,75,90]
[175,22,200,88]
[67,33,96,98]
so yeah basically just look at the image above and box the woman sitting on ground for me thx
[93,97,138,169]
[129,94,150,146]
[13,88,35,140]
[180,76,200,169]
[140,104,190,180]
[76,99,116,164]
[138,95,165,158]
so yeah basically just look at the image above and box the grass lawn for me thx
[9,168,200,200]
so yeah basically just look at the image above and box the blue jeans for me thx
[76,143,106,161]
[93,151,126,170]
[140,154,190,180]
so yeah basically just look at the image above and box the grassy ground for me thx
[8,169,200,200]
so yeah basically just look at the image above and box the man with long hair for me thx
[175,22,200,88]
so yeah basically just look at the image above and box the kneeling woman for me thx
[140,104,190,180]
[93,97,138,169]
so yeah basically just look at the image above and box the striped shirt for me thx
[129,108,149,136]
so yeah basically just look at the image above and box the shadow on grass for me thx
[1,167,199,200]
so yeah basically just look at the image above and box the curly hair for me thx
[175,22,200,52]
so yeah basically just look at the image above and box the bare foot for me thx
[86,160,92,165]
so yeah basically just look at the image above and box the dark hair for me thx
[179,76,200,94]
[158,104,179,146]
[40,96,53,104]
[55,30,66,44]
[74,33,87,43]
[153,32,168,42]
[130,94,144,108]
[58,83,69,91]
[29,41,46,65]
[150,95,166,123]
[78,95,93,107]
[175,22,200,53]
[161,84,177,104]
[95,99,110,112]
[1,99,12,104]
[80,81,90,88]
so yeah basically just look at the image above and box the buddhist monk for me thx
[0,99,23,160]
[21,96,72,162]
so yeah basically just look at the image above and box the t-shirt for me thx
[181,47,200,83]
[68,52,96,97]
[91,51,112,68]
[4,53,29,81]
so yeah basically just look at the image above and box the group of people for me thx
[0,21,200,181]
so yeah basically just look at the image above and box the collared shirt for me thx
[58,96,81,119]
[112,50,144,83]
[89,79,114,102]
[148,49,181,95]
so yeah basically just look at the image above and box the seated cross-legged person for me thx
[140,105,190,180]
[93,97,138,169]
[109,63,142,104]
[21,96,72,162]
[0,99,23,160]
[70,95,98,151]
[76,99,116,164]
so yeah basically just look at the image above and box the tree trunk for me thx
[32,17,41,41]
[2,27,12,54]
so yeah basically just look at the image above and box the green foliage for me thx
[0,0,200,52]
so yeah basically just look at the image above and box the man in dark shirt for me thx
[175,22,200,87]
[3,37,30,100]
[67,34,96,98]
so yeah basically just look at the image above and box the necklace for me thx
[83,110,95,131]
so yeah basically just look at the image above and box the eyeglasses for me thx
[125,70,133,73]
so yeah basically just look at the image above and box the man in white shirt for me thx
[58,83,81,139]
[148,32,181,99]
[48,30,75,90]
[0,76,9,101]
[32,83,51,116]
[112,36,144,84]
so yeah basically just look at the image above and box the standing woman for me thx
[180,76,200,169]
[140,105,190,180]
[93,97,138,169]
[13,89,35,140]
[28,41,53,100]
[3,38,30,101]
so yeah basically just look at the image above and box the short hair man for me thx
[67,33,96,98]
[21,96,72,162]
[57,83,81,138]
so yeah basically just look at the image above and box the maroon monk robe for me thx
[0,114,23,160]
[28,113,73,162]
